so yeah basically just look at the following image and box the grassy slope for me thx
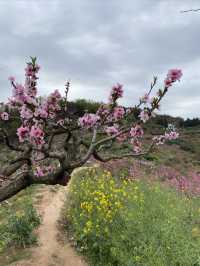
[64,167,200,266]
[0,184,44,266]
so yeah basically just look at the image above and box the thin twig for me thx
[180,9,200,13]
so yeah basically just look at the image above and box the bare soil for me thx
[10,186,87,266]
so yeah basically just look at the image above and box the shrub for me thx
[0,187,41,252]
[65,167,200,266]
[74,99,101,116]
[6,203,41,247]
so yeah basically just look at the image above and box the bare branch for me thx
[71,127,98,167]
[93,141,155,162]
[0,128,24,152]
[180,8,200,13]
[94,127,129,148]
[10,156,31,165]
[47,128,67,150]
[64,80,70,113]
[1,161,27,176]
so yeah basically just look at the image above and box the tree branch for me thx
[47,128,68,150]
[180,8,200,13]
[92,141,155,162]
[0,128,24,152]
[94,127,129,148]
[71,127,97,167]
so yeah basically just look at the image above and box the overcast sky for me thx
[0,0,200,118]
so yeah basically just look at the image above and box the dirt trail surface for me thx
[11,186,87,266]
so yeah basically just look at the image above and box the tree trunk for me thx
[0,172,29,202]
[0,167,73,202]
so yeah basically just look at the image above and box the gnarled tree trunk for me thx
[0,166,72,202]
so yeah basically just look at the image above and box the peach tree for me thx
[0,57,182,201]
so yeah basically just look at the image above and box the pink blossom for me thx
[164,78,173,88]
[35,105,48,119]
[165,69,182,88]
[113,106,125,120]
[25,63,40,77]
[167,69,182,82]
[57,119,65,126]
[97,105,110,118]
[30,126,45,147]
[17,126,30,142]
[109,83,123,102]
[178,176,190,191]
[117,133,127,142]
[12,83,27,104]
[0,112,9,121]
[131,138,142,153]
[20,106,33,120]
[50,89,61,99]
[34,165,53,177]
[8,76,15,82]
[105,126,119,136]
[35,166,45,177]
[153,135,166,145]
[139,110,149,123]
[130,125,144,138]
[42,90,62,117]
[79,113,99,128]
[26,95,37,106]
[140,93,151,104]
[165,131,179,140]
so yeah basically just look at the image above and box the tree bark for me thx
[0,172,29,202]
[0,167,73,202]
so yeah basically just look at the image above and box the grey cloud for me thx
[0,0,200,118]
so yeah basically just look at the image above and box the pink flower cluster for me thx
[140,93,151,104]
[9,62,40,106]
[24,62,40,97]
[79,113,99,128]
[113,106,125,120]
[131,138,142,153]
[97,105,110,118]
[5,58,183,155]
[130,125,144,138]
[0,112,9,121]
[129,125,144,153]
[8,60,63,148]
[109,83,123,103]
[30,126,45,147]
[165,69,182,88]
[153,130,179,146]
[20,105,33,120]
[35,165,53,177]
[35,90,61,119]
[57,119,65,126]
[17,126,29,142]
[105,125,119,135]
[17,125,45,147]
[165,131,179,140]
[139,110,150,123]
[9,83,28,105]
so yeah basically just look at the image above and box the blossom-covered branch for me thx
[0,57,182,201]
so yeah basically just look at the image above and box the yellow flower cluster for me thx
[67,167,144,237]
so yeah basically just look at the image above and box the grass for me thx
[0,184,42,265]
[64,167,200,266]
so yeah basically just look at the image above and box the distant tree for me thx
[183,118,200,127]
[74,99,101,116]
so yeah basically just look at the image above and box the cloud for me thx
[0,0,200,118]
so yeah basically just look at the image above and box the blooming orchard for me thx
[0,57,182,201]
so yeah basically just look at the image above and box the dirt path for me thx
[11,186,87,266]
